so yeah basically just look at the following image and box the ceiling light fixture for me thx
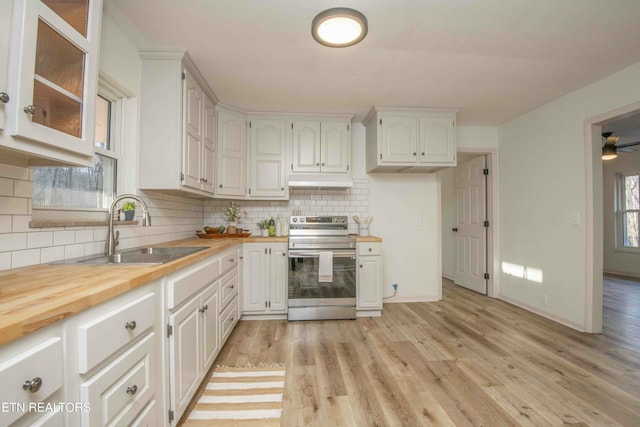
[601,144,618,160]
[312,7,368,48]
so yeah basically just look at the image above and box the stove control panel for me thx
[289,215,347,225]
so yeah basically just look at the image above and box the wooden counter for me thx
[0,234,382,346]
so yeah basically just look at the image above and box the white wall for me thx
[498,60,640,330]
[603,149,640,277]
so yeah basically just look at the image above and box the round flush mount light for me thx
[312,7,368,48]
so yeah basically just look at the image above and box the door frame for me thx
[584,100,640,333]
[441,147,499,298]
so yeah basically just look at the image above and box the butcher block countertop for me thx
[0,235,382,346]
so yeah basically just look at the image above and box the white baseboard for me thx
[356,310,381,317]
[241,314,287,321]
[603,269,640,279]
[442,273,454,281]
[498,294,585,332]
[383,295,440,303]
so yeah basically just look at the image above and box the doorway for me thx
[585,102,640,333]
[439,149,498,298]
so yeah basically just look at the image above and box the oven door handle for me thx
[288,250,356,258]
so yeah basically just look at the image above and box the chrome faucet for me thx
[106,194,151,255]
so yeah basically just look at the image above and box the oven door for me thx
[288,249,356,310]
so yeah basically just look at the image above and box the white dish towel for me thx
[318,252,333,282]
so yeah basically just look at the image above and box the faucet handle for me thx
[114,230,120,247]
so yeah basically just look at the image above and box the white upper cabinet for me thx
[0,1,12,130]
[291,117,351,173]
[320,120,351,173]
[216,106,246,198]
[1,0,103,166]
[248,117,288,199]
[364,107,457,173]
[138,50,218,197]
[292,120,321,172]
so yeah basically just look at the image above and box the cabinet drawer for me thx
[358,243,381,256]
[81,333,155,427]
[167,257,220,309]
[0,337,63,426]
[221,250,238,274]
[220,296,238,344]
[220,269,238,313]
[78,293,155,374]
[130,400,157,427]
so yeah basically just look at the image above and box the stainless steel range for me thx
[288,216,356,321]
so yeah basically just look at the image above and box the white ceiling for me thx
[103,0,640,125]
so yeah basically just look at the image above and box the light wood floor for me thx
[183,276,640,426]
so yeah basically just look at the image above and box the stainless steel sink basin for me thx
[55,246,208,265]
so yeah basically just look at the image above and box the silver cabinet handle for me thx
[321,163,325,166]
[23,377,43,393]
[199,304,209,313]
[228,316,234,323]
[359,264,363,268]
[126,385,138,395]
[125,320,137,331]
[219,184,223,188]
[368,248,372,252]
[0,92,9,104]
[229,258,234,262]
[421,152,425,156]
[24,105,36,115]
[412,152,417,156]
[230,284,235,289]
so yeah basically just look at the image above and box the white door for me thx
[182,68,203,190]
[269,244,288,312]
[379,115,417,163]
[454,156,487,294]
[216,108,246,196]
[418,117,455,164]
[249,119,287,197]
[242,244,267,312]
[201,283,219,370]
[292,120,321,172]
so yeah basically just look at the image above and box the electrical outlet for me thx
[392,283,398,291]
[415,217,422,226]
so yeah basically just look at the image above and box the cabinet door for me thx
[242,244,268,312]
[249,119,287,198]
[419,117,455,164]
[201,95,216,193]
[216,108,246,196]
[269,244,288,312]
[379,115,417,163]
[182,68,203,190]
[168,294,201,421]
[292,120,321,172]
[0,1,11,130]
[321,121,350,173]
[357,256,382,309]
[201,283,220,370]
[8,0,101,159]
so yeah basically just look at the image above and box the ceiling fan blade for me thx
[616,140,640,148]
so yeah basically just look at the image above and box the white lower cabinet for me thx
[357,242,382,312]
[0,324,64,427]
[243,243,288,315]
[65,280,163,427]
[165,246,240,425]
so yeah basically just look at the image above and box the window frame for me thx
[614,170,640,253]
[31,77,124,221]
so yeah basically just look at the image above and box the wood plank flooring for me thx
[182,276,640,426]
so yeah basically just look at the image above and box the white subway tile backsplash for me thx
[75,229,94,243]
[13,180,33,198]
[0,196,28,215]
[0,178,13,196]
[11,249,40,269]
[0,252,11,271]
[65,243,85,259]
[0,163,29,180]
[0,216,11,233]
[27,232,54,248]
[0,233,27,252]
[54,230,75,246]
[41,246,65,264]
[12,215,32,232]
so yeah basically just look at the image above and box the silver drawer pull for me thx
[230,284,234,289]
[199,304,209,313]
[23,377,43,393]
[229,258,234,262]
[23,105,36,115]
[126,385,138,395]
[228,316,234,323]
[125,320,137,331]
[0,91,9,104]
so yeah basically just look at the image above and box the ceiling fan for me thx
[601,132,640,160]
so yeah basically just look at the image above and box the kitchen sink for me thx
[55,246,208,265]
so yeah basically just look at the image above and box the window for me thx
[615,172,640,251]
[32,84,121,211]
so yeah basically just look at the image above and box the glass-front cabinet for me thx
[4,0,102,165]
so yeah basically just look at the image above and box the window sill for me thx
[30,220,139,228]
[614,247,640,255]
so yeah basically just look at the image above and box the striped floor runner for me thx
[184,365,285,426]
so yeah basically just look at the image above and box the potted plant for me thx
[221,202,247,233]
[258,219,269,237]
[122,201,136,221]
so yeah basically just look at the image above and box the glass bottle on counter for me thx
[268,217,275,236]
[276,216,282,237]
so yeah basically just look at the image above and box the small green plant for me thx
[257,219,269,229]
[122,201,136,211]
